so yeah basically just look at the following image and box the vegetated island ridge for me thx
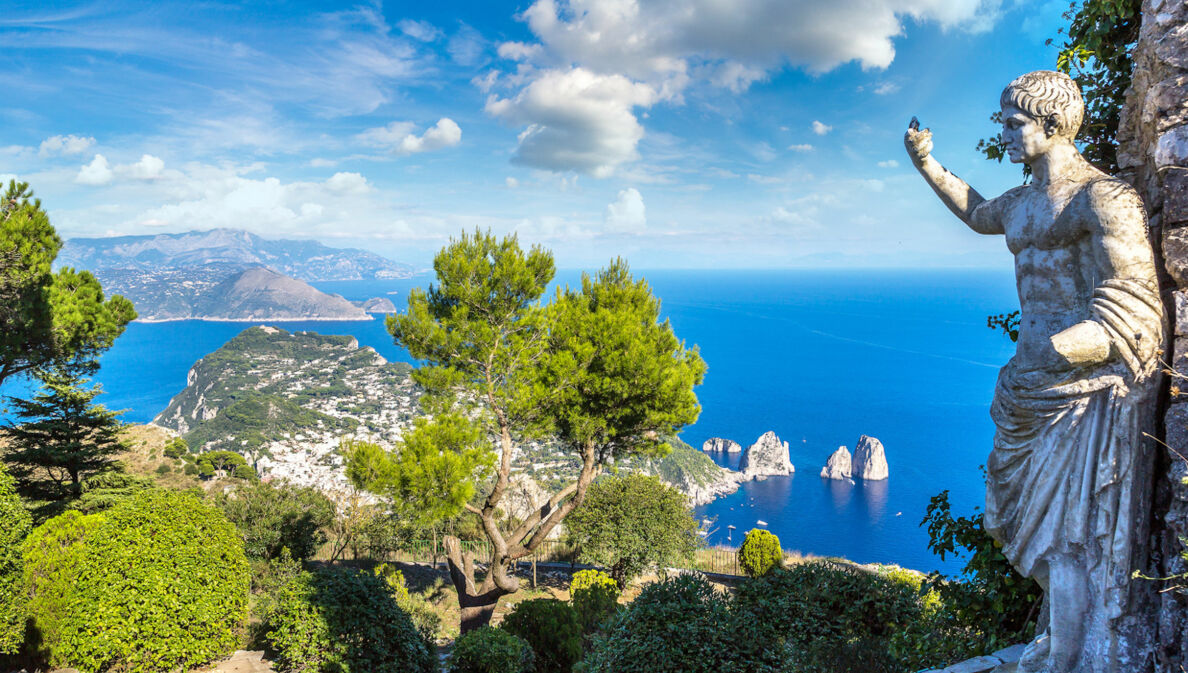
[153,325,742,507]
[59,228,412,322]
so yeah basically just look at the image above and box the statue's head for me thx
[999,70,1083,163]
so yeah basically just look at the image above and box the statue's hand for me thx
[904,122,933,165]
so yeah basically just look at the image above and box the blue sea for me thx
[1,270,1019,575]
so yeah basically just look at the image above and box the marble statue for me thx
[905,70,1164,673]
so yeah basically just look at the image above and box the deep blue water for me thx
[0,270,1018,574]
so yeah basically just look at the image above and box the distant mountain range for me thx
[58,228,414,281]
[59,229,412,321]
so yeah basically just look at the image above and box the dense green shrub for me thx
[68,469,154,515]
[569,569,619,633]
[737,528,782,578]
[733,561,923,670]
[374,563,442,642]
[212,481,336,561]
[500,599,583,673]
[57,489,250,673]
[565,474,700,586]
[20,510,103,666]
[448,626,535,673]
[580,575,779,673]
[0,463,32,655]
[265,565,435,673]
[163,437,189,459]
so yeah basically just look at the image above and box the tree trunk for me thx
[443,535,512,634]
[1118,2,1188,670]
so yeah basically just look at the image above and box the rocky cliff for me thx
[820,446,852,480]
[702,437,742,453]
[851,435,889,481]
[739,431,794,478]
[356,297,398,313]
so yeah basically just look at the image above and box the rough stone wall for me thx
[1117,1,1188,669]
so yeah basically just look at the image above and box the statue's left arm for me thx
[1049,180,1160,372]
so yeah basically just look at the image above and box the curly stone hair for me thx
[1000,70,1084,140]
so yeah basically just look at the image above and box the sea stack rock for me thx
[702,437,742,453]
[851,435,889,480]
[819,446,852,480]
[739,431,794,478]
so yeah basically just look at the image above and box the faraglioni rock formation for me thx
[819,446,852,480]
[702,437,742,453]
[906,70,1164,672]
[851,435,888,481]
[739,431,794,478]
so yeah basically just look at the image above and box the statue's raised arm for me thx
[907,70,1164,673]
[904,118,1002,235]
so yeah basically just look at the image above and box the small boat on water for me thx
[756,519,768,526]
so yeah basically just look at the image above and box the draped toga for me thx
[985,278,1163,618]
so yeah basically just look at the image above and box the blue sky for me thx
[0,0,1069,269]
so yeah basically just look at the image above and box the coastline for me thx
[134,315,378,324]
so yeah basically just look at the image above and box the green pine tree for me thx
[347,231,705,633]
[0,180,135,384]
[4,365,126,506]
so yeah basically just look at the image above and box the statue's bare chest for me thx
[1003,187,1087,255]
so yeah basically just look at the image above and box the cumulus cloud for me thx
[788,144,814,152]
[604,187,646,232]
[811,121,832,136]
[126,154,165,179]
[359,118,462,155]
[325,172,371,194]
[486,68,657,177]
[76,154,114,185]
[877,159,899,168]
[484,0,999,175]
[40,134,96,157]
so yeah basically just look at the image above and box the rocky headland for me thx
[155,325,738,505]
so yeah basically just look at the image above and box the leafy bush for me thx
[68,469,154,515]
[0,463,32,655]
[733,561,923,670]
[565,474,699,585]
[212,481,336,561]
[738,528,782,578]
[20,510,103,667]
[569,569,619,633]
[919,490,1040,649]
[500,599,583,673]
[265,565,435,673]
[374,563,442,642]
[57,489,250,673]
[448,626,535,673]
[580,575,779,673]
[163,437,189,459]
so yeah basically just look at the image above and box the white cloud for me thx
[126,154,165,180]
[309,158,338,168]
[486,67,658,177]
[812,121,833,136]
[497,42,542,61]
[747,174,783,185]
[39,134,95,157]
[605,188,646,232]
[448,24,487,66]
[398,19,441,42]
[359,118,462,155]
[788,144,814,152]
[873,82,901,95]
[506,177,520,188]
[877,159,899,168]
[325,172,371,194]
[76,154,114,185]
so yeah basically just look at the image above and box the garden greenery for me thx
[738,528,783,578]
[0,463,31,656]
[448,626,535,673]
